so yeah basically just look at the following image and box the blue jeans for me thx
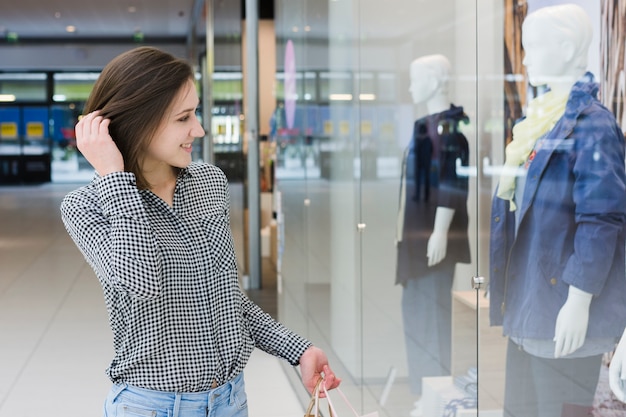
[103,372,248,417]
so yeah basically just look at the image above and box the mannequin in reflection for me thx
[396,54,470,417]
[489,4,626,417]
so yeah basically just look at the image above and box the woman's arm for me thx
[61,174,163,299]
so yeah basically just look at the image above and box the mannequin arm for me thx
[609,328,626,402]
[427,206,454,267]
[553,285,592,358]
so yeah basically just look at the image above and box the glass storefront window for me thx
[0,73,47,102]
[376,72,397,103]
[213,72,243,101]
[320,71,352,102]
[274,1,626,417]
[303,71,317,101]
[53,73,100,102]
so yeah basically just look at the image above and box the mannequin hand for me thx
[609,328,626,402]
[427,231,448,267]
[553,286,592,358]
[75,111,124,176]
[299,346,341,397]
[428,207,454,267]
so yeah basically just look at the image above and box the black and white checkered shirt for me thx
[61,162,311,392]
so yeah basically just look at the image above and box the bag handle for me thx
[304,378,325,417]
[323,381,361,417]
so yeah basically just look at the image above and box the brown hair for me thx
[83,46,195,189]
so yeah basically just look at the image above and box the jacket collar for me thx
[556,72,597,138]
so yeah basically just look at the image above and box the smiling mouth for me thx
[181,143,192,149]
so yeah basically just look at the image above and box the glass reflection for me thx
[396,54,471,415]
[273,1,626,417]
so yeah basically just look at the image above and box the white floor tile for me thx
[245,349,305,417]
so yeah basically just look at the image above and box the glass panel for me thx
[275,0,626,416]
[353,1,481,416]
[275,1,482,417]
[481,1,626,416]
[273,2,334,408]
[213,72,243,101]
[53,72,99,102]
[50,73,97,182]
[49,103,94,183]
[0,107,21,150]
[212,103,243,152]
[320,71,352,102]
[0,73,47,102]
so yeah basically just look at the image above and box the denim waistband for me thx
[110,372,244,409]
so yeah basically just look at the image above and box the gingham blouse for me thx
[60,162,311,392]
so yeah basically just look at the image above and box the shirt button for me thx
[494,216,500,223]
[550,278,557,285]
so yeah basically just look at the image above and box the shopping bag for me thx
[304,377,379,417]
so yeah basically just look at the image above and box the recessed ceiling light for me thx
[66,25,76,33]
[359,94,376,101]
[329,94,353,101]
[0,94,16,102]
[128,6,137,13]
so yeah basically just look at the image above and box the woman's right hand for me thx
[75,111,124,176]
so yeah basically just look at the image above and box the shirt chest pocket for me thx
[202,215,237,271]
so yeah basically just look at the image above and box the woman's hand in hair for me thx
[76,111,124,176]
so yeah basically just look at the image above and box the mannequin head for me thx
[522,4,592,88]
[409,54,451,105]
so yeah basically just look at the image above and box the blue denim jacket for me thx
[489,73,626,340]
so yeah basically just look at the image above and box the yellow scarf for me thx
[497,90,569,211]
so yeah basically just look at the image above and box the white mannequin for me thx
[408,54,455,267]
[520,4,593,359]
[401,54,466,417]
[610,329,626,401]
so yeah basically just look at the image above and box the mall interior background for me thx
[1,0,625,416]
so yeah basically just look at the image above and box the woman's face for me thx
[142,78,205,174]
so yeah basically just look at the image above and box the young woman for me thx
[60,46,339,417]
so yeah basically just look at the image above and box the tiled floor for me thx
[0,182,304,417]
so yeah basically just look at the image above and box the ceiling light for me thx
[329,94,353,101]
[54,12,61,18]
[128,6,137,13]
[304,26,311,32]
[0,94,16,102]
[359,94,376,101]
[291,26,299,32]
[66,25,76,33]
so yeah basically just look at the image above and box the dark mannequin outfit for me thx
[397,104,471,394]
